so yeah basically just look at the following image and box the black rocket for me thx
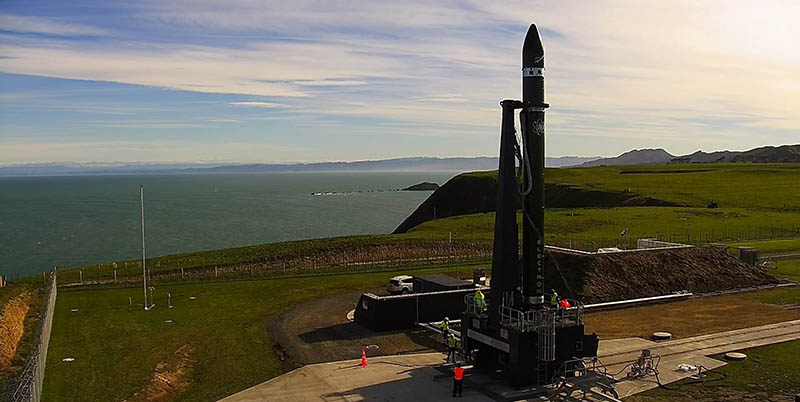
[520,24,548,305]
[463,23,598,387]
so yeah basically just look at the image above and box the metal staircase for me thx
[536,309,556,361]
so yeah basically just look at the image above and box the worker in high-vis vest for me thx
[474,289,486,312]
[550,290,559,308]
[447,333,458,363]
[452,363,464,397]
[559,298,571,309]
[440,317,450,344]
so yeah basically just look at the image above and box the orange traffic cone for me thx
[360,348,369,367]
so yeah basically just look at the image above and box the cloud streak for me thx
[0,0,798,162]
[0,14,107,36]
[229,101,282,108]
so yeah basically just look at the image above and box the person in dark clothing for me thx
[452,363,464,397]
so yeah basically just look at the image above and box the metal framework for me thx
[551,357,620,401]
[497,299,585,332]
[626,349,661,380]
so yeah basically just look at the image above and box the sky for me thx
[1,0,799,165]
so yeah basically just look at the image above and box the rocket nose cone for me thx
[522,24,544,68]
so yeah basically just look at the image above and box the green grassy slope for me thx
[404,207,800,248]
[546,163,800,209]
[42,264,481,402]
[728,238,800,254]
[394,163,800,234]
[47,206,800,285]
[769,259,800,282]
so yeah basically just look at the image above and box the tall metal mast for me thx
[141,185,147,310]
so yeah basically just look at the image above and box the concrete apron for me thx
[219,319,800,402]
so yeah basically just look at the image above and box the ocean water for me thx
[0,171,457,277]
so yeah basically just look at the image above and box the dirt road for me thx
[268,290,442,367]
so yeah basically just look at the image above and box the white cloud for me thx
[229,101,282,108]
[0,14,107,36]
[1,1,799,160]
[294,80,368,87]
[422,95,468,103]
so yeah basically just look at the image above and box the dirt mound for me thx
[0,292,32,369]
[545,246,777,304]
[123,344,194,402]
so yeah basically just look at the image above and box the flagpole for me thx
[141,185,147,310]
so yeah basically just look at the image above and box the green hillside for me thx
[546,163,800,209]
[36,163,800,402]
[36,163,800,286]
[394,163,800,234]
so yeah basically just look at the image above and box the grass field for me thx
[773,259,800,282]
[41,263,482,402]
[465,163,800,209]
[545,163,800,209]
[42,273,800,402]
[406,207,800,247]
[728,238,800,254]
[628,340,800,402]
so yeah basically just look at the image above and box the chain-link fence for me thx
[11,273,57,402]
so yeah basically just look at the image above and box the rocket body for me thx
[471,22,599,388]
[520,24,548,305]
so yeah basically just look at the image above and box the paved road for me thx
[219,319,800,402]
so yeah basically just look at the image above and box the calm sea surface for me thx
[0,171,457,277]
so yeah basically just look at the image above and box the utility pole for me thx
[141,185,148,310]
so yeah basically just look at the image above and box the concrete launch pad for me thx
[220,319,800,401]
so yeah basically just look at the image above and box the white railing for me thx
[498,298,586,333]
[11,273,57,402]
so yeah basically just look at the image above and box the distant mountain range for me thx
[670,145,800,164]
[179,156,601,172]
[2,145,797,176]
[0,156,601,176]
[579,149,673,167]
[577,144,800,167]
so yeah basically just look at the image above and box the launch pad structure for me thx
[459,23,600,388]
